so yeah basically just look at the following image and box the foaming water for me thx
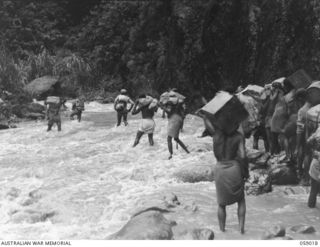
[0,102,319,239]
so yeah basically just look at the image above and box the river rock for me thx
[246,169,272,195]
[174,164,214,183]
[290,225,316,234]
[108,210,176,240]
[262,225,286,239]
[176,228,214,240]
[270,164,299,185]
[11,210,55,224]
[6,187,21,200]
[163,193,180,208]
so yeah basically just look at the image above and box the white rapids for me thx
[0,101,319,240]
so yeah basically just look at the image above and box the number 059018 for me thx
[300,241,318,246]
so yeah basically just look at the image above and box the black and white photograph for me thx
[0,0,320,243]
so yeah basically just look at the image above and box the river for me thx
[0,102,319,240]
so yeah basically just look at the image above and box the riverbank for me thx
[0,102,319,240]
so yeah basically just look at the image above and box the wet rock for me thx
[246,169,272,195]
[19,197,35,207]
[177,228,214,240]
[262,225,286,239]
[29,189,44,200]
[11,210,56,224]
[163,193,180,208]
[108,210,176,240]
[6,187,21,200]
[290,225,316,234]
[174,164,214,183]
[183,202,199,213]
[270,164,299,185]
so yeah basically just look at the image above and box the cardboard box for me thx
[199,91,249,134]
[287,69,312,89]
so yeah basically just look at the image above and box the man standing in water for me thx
[132,94,158,147]
[45,96,65,132]
[114,89,134,126]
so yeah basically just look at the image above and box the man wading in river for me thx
[131,94,158,147]
[45,96,65,132]
[114,89,134,126]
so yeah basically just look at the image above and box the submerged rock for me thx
[262,225,286,239]
[108,210,176,240]
[174,164,214,183]
[163,193,180,208]
[11,210,56,224]
[176,228,214,240]
[290,225,316,234]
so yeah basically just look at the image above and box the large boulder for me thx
[24,76,59,98]
[11,103,45,119]
[108,209,176,240]
[270,163,299,185]
[174,164,214,183]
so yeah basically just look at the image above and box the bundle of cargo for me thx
[160,91,185,105]
[307,81,320,105]
[286,69,312,89]
[240,84,264,99]
[46,96,60,104]
[198,91,249,135]
[115,94,131,111]
[306,104,320,124]
[138,96,158,110]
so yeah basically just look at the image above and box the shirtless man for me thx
[132,94,158,147]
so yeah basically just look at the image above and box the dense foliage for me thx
[1,0,320,99]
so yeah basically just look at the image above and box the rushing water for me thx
[0,102,319,240]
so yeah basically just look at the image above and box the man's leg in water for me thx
[123,113,128,126]
[308,178,320,208]
[133,131,144,147]
[47,120,53,131]
[167,136,173,159]
[148,133,154,146]
[70,111,76,120]
[174,137,190,153]
[77,111,82,122]
[57,119,62,131]
[117,112,122,126]
[218,205,226,232]
[238,198,246,234]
